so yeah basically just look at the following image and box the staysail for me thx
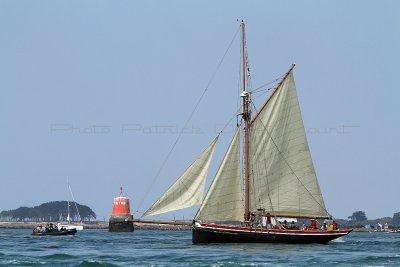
[249,72,329,218]
[196,128,244,222]
[143,137,218,217]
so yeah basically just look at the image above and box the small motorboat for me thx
[32,229,77,236]
[32,224,77,236]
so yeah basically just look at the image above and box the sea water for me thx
[0,229,399,266]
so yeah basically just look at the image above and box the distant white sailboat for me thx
[58,179,84,231]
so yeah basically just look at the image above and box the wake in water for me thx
[331,236,346,243]
[0,229,399,266]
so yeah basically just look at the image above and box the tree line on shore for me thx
[335,211,400,228]
[1,204,399,228]
[0,201,96,222]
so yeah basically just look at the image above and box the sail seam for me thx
[252,105,329,217]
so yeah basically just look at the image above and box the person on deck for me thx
[311,219,317,230]
[250,212,255,227]
[333,220,338,230]
[321,222,328,230]
[266,213,272,228]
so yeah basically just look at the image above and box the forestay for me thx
[249,72,329,218]
[196,128,244,222]
[143,137,218,217]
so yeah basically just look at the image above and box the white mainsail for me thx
[249,72,328,218]
[143,137,218,217]
[196,128,244,222]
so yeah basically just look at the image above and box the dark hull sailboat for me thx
[192,223,352,244]
[136,20,353,245]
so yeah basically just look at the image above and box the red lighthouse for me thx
[109,187,134,232]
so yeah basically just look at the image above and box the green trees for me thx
[0,201,96,222]
[348,211,367,221]
[393,212,400,225]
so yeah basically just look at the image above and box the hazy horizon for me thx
[1,1,399,221]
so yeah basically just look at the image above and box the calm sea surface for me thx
[0,229,399,266]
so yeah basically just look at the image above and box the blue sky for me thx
[0,0,399,221]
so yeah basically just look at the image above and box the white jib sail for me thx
[196,128,244,222]
[143,137,218,217]
[249,72,328,218]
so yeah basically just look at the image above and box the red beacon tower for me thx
[112,187,131,215]
[109,187,134,232]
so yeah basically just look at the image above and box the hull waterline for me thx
[192,223,352,244]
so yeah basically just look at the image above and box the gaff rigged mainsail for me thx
[143,137,218,217]
[249,72,328,218]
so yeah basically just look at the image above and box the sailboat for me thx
[131,21,352,244]
[57,180,84,231]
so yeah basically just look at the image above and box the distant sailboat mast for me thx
[67,178,82,223]
[67,179,71,223]
[59,178,84,231]
[70,183,82,223]
[67,200,70,223]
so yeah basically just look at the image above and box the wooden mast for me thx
[241,20,250,224]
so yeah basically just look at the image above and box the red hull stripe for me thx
[198,223,351,236]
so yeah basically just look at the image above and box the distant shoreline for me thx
[0,221,373,232]
[0,221,108,229]
[0,221,191,230]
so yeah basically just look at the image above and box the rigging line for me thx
[251,101,259,115]
[218,106,243,135]
[137,25,242,217]
[143,107,242,220]
[141,137,218,217]
[250,77,282,94]
[256,114,277,217]
[174,142,219,208]
[255,110,330,216]
[236,44,242,127]
[195,129,240,220]
[251,87,275,95]
[248,104,256,208]
[154,109,243,220]
[249,111,276,219]
[244,38,253,92]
